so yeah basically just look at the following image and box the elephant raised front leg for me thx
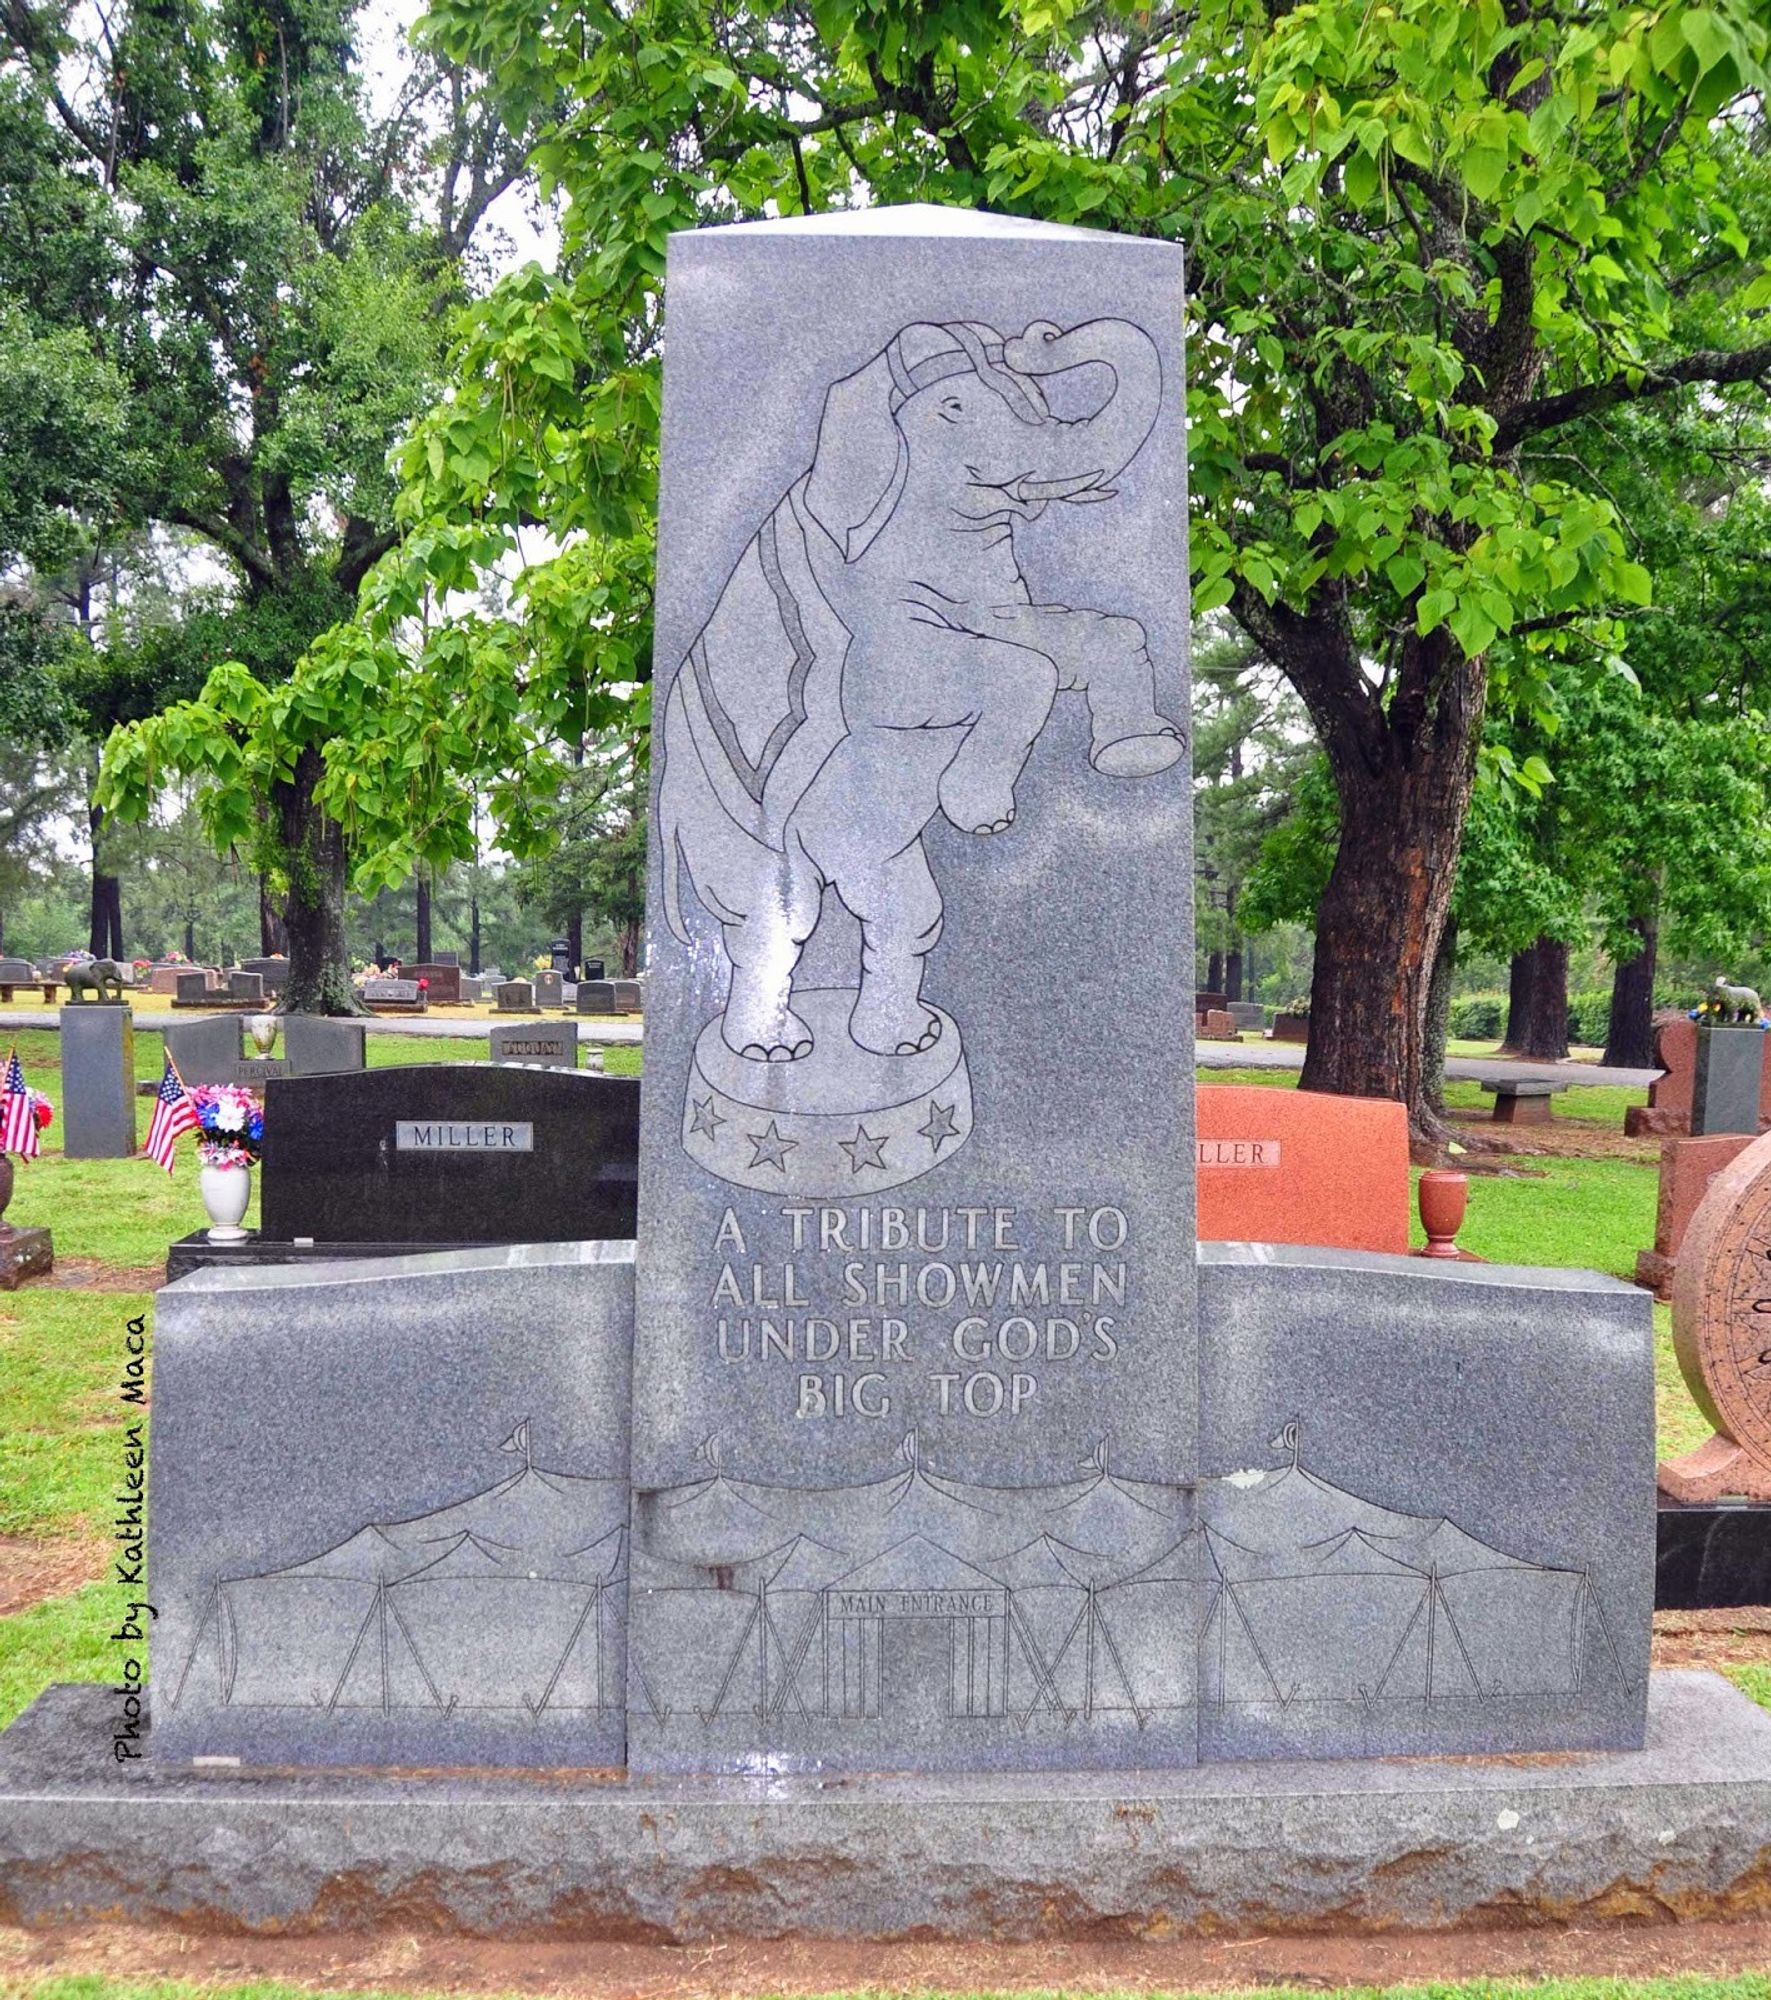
[979,604,1184,776]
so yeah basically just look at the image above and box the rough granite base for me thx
[1,1673,1768,1938]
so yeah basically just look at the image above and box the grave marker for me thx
[628,207,1196,1774]
[59,1005,136,1157]
[489,1021,577,1069]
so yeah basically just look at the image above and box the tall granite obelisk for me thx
[628,206,1197,1772]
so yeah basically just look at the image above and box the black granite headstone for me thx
[260,1065,638,1244]
[1693,1026,1764,1136]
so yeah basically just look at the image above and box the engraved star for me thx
[839,1123,890,1174]
[746,1119,797,1173]
[689,1095,726,1141]
[918,1099,962,1154]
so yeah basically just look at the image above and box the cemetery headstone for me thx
[0,957,37,987]
[1637,1131,1759,1301]
[1226,1001,1264,1032]
[259,1065,638,1245]
[1694,1025,1765,1136]
[0,1155,53,1289]
[283,1016,367,1076]
[1628,1012,1771,1138]
[1271,1010,1309,1043]
[174,972,210,1005]
[435,950,460,967]
[59,1004,136,1158]
[1198,1244,1650,1756]
[611,979,642,1013]
[362,977,424,1009]
[240,958,289,997]
[1195,1084,1409,1254]
[496,981,535,1013]
[163,1017,253,1091]
[583,958,606,981]
[412,962,462,1005]
[480,964,506,985]
[228,971,265,1004]
[1661,1129,1771,1504]
[151,1244,635,1769]
[627,207,1196,1774]
[460,977,483,1004]
[489,1021,578,1069]
[550,938,575,974]
[577,980,616,1015]
[535,970,565,1008]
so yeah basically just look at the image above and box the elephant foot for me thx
[939,771,1019,836]
[850,991,943,1059]
[722,994,814,1065]
[1090,724,1185,779]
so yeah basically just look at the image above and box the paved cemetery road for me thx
[0,1009,643,1046]
[1197,1037,1658,1089]
[0,1009,1652,1083]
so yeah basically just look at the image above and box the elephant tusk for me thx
[1015,468,1107,503]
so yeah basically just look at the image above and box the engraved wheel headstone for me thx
[1662,1126,1771,1502]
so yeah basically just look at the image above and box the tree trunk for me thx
[415,871,432,964]
[1223,887,1242,1000]
[1206,948,1223,993]
[1501,947,1534,1054]
[470,893,482,977]
[1296,649,1483,1151]
[621,919,639,978]
[1423,916,1457,1119]
[275,749,366,1015]
[259,874,286,955]
[184,912,196,961]
[1603,916,1659,1069]
[1507,935,1569,1061]
[87,799,124,959]
[566,908,584,981]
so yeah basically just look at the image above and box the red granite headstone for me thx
[1196,1083,1410,1253]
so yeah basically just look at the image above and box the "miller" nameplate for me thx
[395,1120,534,1153]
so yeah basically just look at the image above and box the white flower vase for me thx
[199,1162,252,1242]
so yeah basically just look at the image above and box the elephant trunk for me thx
[1006,318,1162,489]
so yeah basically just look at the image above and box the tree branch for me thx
[1494,342,1771,452]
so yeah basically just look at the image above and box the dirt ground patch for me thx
[34,1256,164,1292]
[1654,1605,1771,1672]
[9,1915,1771,1997]
[1446,1110,1660,1165]
[0,1534,107,1617]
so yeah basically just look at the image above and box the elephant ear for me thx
[804,349,908,563]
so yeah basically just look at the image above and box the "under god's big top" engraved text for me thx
[706,1202,1132,1422]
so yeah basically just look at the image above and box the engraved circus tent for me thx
[627,1429,1628,1738]
[165,1428,628,1719]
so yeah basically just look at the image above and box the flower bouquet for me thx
[190,1083,265,1169]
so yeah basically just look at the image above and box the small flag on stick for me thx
[145,1054,199,1174]
[0,1049,39,1161]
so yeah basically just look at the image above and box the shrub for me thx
[1449,993,1505,1039]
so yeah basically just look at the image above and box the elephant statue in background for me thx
[62,958,126,1003]
[659,313,1184,1068]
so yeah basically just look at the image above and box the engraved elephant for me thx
[659,314,1183,1065]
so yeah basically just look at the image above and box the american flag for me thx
[145,1054,199,1173]
[0,1048,39,1160]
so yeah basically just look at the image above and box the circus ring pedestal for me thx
[682,987,973,1196]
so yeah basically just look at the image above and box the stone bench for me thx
[1481,1078,1568,1125]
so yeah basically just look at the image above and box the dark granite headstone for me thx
[0,957,36,983]
[496,981,535,1012]
[1694,1026,1764,1136]
[283,1016,366,1076]
[260,1065,637,1244]
[363,977,421,1004]
[611,979,642,1013]
[229,971,265,1003]
[240,958,289,996]
[59,1005,136,1157]
[163,1017,243,1089]
[583,958,606,981]
[551,937,574,974]
[174,972,209,1005]
[435,950,460,967]
[535,970,565,1008]
[489,1022,577,1069]
[578,981,616,1015]
[411,963,461,1004]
